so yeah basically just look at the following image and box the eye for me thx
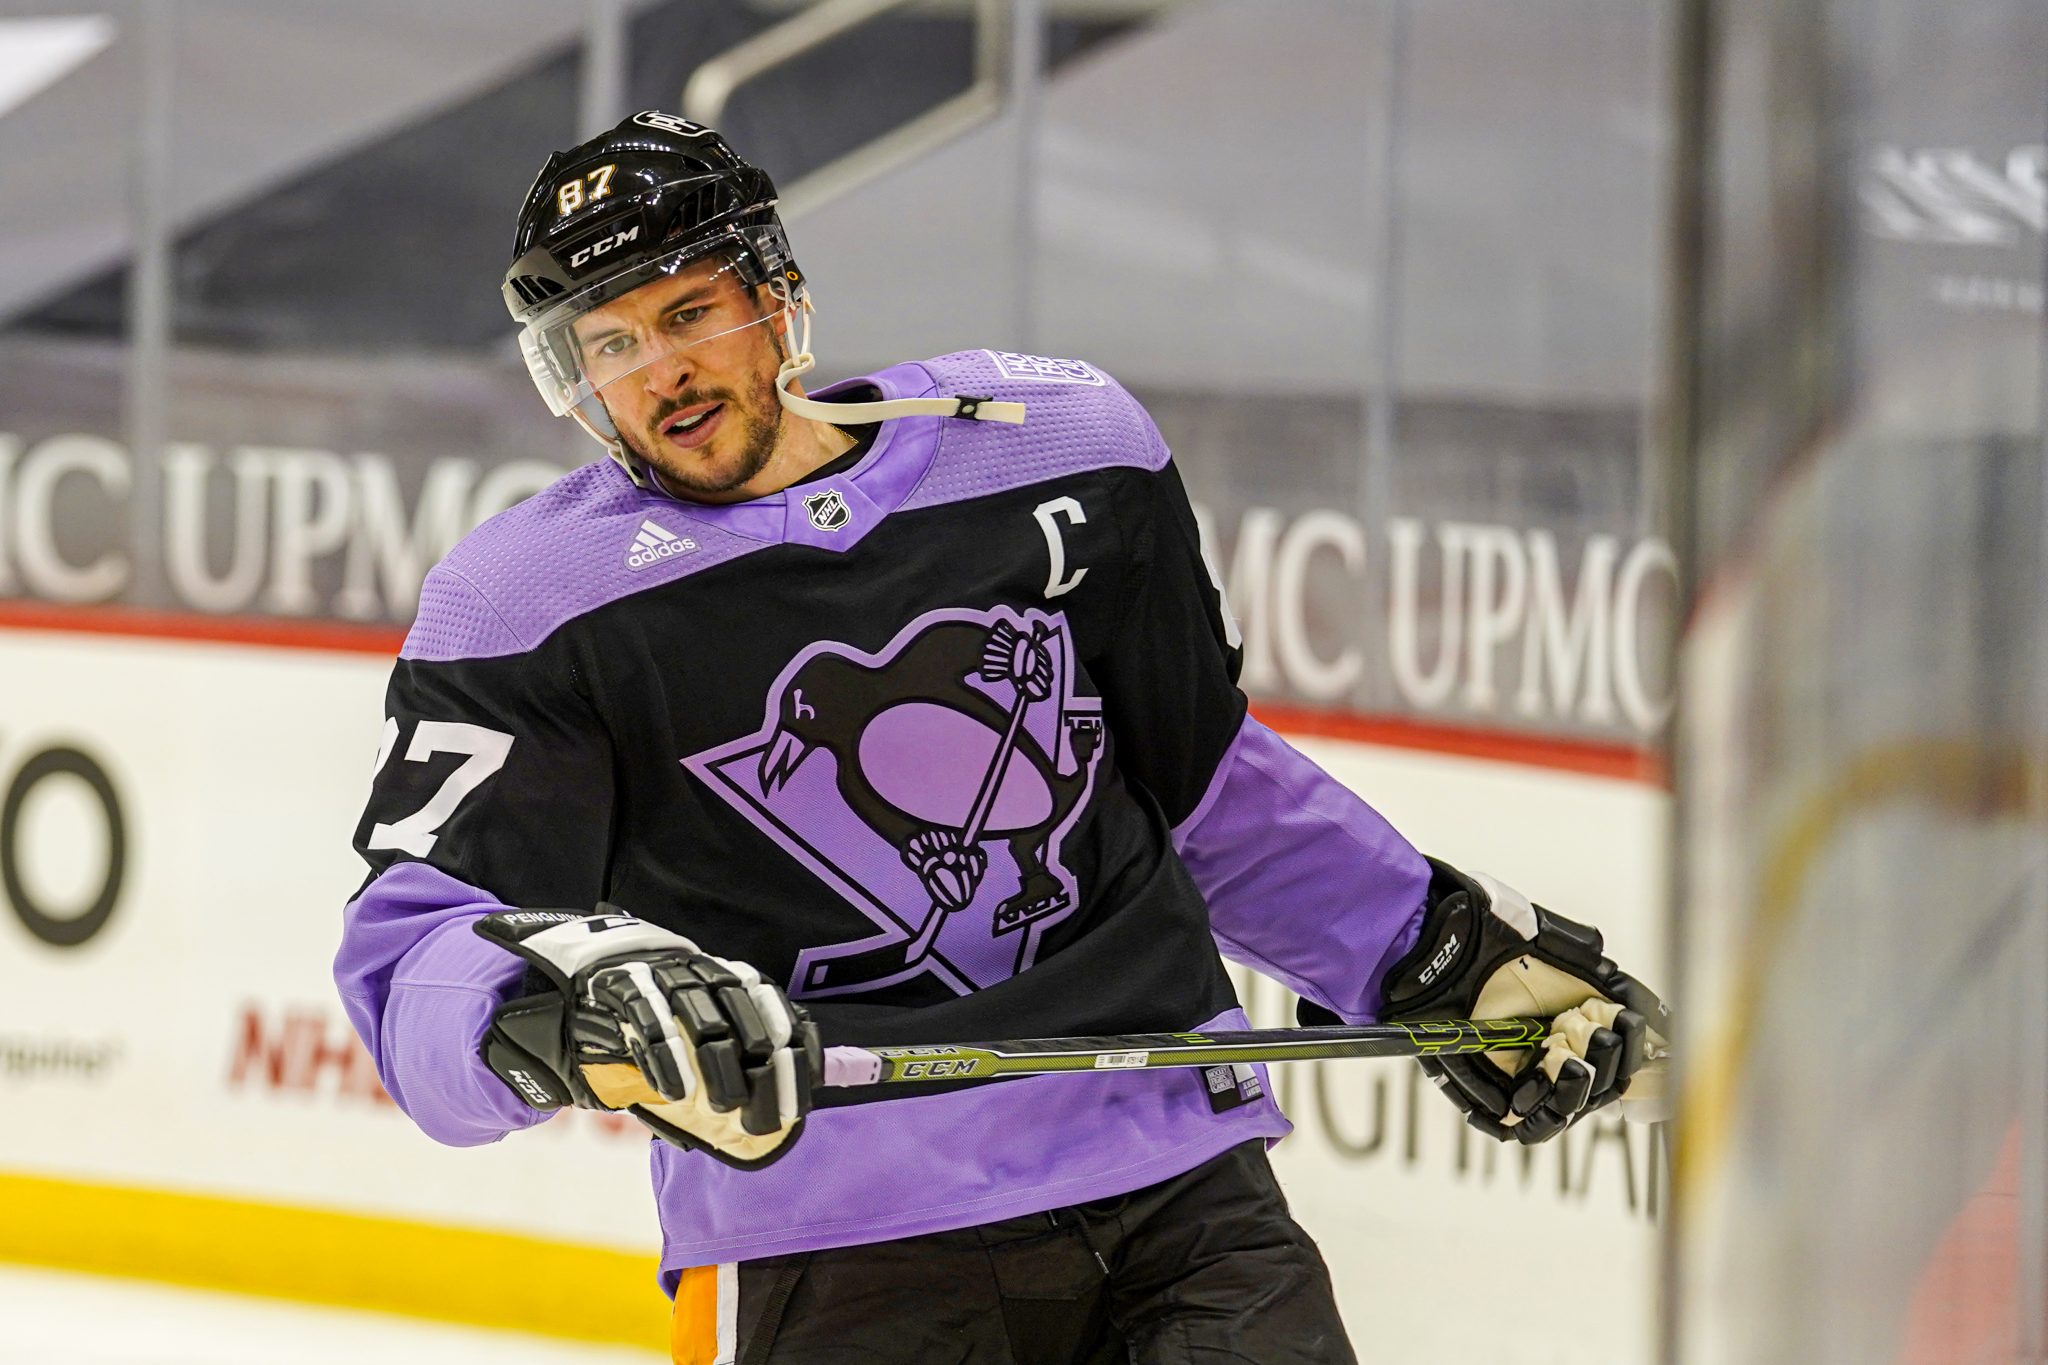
[594,334,634,358]
[668,305,711,330]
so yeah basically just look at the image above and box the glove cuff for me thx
[480,993,577,1110]
[1378,857,1606,1021]
[472,905,693,1115]
[473,905,697,990]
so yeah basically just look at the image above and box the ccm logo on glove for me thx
[1417,933,1460,987]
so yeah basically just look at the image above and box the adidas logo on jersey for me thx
[626,519,697,569]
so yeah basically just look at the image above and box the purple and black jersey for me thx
[334,349,1431,1290]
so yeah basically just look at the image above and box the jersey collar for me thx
[658,362,942,552]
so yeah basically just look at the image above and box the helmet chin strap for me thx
[773,299,1027,426]
[572,399,656,490]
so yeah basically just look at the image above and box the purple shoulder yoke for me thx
[400,350,1167,664]
[904,349,1170,512]
[399,459,770,664]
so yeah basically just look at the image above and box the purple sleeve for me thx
[334,860,553,1146]
[1173,714,1431,1023]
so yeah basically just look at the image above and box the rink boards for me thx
[0,619,1666,1359]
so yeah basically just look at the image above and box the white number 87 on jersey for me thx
[366,717,513,858]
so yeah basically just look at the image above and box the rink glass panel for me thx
[0,2,140,611]
[1668,0,2048,1358]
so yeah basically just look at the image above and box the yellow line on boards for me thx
[0,1169,670,1347]
[1671,737,2043,1210]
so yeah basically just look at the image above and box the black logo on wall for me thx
[1,743,127,948]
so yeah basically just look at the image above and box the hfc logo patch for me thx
[985,350,1106,386]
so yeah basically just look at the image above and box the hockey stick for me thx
[820,1016,1550,1088]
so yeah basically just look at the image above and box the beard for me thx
[623,357,786,501]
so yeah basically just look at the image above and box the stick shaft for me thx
[821,1017,1549,1088]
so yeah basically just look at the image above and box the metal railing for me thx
[681,0,1019,220]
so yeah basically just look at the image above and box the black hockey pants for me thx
[672,1140,1357,1364]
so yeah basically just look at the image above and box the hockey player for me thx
[336,111,1666,1364]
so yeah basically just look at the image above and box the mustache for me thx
[651,391,736,429]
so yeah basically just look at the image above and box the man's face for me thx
[570,254,787,500]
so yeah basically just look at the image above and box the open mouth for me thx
[663,402,725,450]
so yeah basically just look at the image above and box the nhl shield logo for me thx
[802,489,852,532]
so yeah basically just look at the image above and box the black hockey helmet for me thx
[503,110,1025,481]
[502,110,805,431]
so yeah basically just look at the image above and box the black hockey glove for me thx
[474,907,823,1169]
[1364,859,1668,1145]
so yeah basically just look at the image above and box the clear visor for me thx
[518,243,786,418]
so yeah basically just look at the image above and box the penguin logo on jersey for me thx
[684,605,1105,1000]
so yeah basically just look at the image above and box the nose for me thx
[640,343,694,398]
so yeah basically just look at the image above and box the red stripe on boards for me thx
[1250,702,1664,785]
[0,600,408,656]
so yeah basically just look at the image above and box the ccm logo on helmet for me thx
[569,223,641,271]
